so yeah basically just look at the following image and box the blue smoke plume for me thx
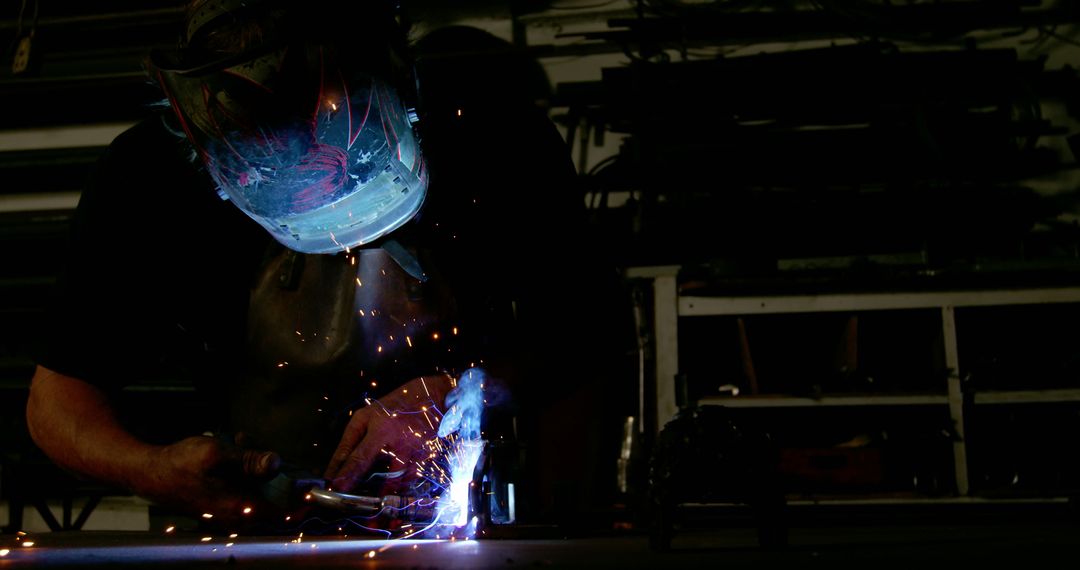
[437,367,485,440]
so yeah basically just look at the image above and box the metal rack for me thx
[628,265,1080,497]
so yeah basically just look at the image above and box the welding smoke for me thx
[437,367,486,440]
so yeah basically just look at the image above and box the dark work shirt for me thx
[38,115,271,397]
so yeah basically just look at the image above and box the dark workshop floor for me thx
[2,504,1078,569]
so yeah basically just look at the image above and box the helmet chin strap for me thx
[380,239,427,283]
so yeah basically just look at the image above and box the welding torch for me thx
[304,488,455,523]
[260,462,478,525]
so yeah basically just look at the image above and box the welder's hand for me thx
[134,435,281,523]
[324,374,454,494]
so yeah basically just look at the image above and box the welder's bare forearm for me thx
[28,366,282,520]
[26,366,158,492]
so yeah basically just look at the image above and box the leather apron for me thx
[229,241,463,474]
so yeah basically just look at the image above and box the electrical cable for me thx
[7,0,28,55]
[582,154,621,210]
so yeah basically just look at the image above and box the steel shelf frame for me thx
[626,265,1080,497]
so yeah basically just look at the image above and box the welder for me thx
[25,0,620,528]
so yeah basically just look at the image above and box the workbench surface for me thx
[2,519,1078,569]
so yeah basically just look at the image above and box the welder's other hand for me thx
[134,435,281,522]
[324,374,454,493]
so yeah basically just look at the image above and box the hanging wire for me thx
[7,0,29,55]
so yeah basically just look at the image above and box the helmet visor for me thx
[154,41,426,253]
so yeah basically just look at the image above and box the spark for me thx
[330,102,338,111]
[377,345,383,353]
[201,537,212,542]
[22,542,34,548]
[329,231,346,251]
[359,309,365,316]
[433,332,440,340]
[229,534,238,539]
[406,336,413,347]
[242,507,253,515]
[350,256,356,266]
[366,551,377,559]
[164,526,175,534]
[0,549,8,556]
[453,326,458,335]
[201,513,213,519]
[456,109,462,116]
[225,543,234,548]
[371,381,377,387]
[356,278,363,287]
[277,362,287,368]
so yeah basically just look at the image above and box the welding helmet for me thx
[151,0,426,254]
